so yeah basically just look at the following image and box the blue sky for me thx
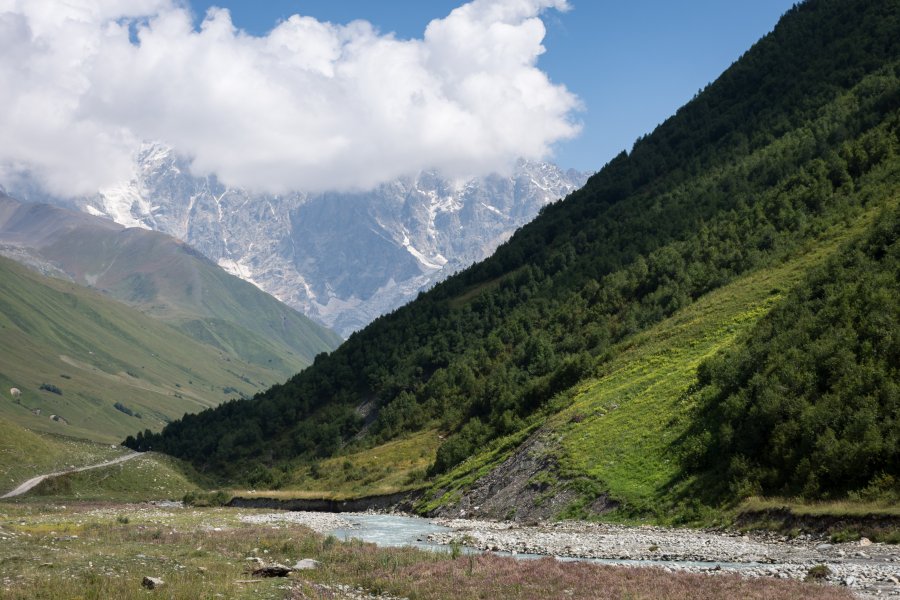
[189,1,796,174]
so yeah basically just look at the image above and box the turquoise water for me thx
[326,513,763,570]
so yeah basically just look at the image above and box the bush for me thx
[804,565,831,581]
[113,402,142,418]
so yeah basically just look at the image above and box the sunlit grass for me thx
[738,496,900,518]
[0,420,128,495]
[258,430,443,500]
[20,452,204,502]
[545,208,883,520]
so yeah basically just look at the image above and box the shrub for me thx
[113,402,142,418]
[804,564,831,581]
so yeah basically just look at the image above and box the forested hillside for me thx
[686,206,899,502]
[133,0,900,508]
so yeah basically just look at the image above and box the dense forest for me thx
[128,0,900,503]
[686,205,899,501]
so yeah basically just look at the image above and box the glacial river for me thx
[326,513,762,570]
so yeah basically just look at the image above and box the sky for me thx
[0,0,795,196]
[192,0,797,174]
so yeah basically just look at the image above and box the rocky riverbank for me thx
[233,509,900,598]
[428,518,900,599]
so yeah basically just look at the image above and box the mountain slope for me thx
[0,195,341,377]
[0,255,294,442]
[684,204,899,503]
[137,0,900,514]
[0,418,129,493]
[46,152,586,336]
[418,210,876,520]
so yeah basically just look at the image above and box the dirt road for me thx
[1,452,140,499]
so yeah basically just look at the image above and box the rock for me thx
[859,537,872,547]
[245,556,263,564]
[142,576,164,590]
[66,146,588,338]
[843,576,857,587]
[293,559,320,570]
[252,563,293,578]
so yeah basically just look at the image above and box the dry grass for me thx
[317,553,853,600]
[0,502,853,600]
[739,496,900,517]
[279,430,441,499]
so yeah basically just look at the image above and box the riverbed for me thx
[238,511,900,598]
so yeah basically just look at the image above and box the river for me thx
[239,510,899,598]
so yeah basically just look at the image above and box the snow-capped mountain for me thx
[50,143,589,337]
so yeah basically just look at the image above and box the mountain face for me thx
[50,148,587,336]
[0,195,341,380]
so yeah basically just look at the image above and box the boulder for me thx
[293,559,320,570]
[252,563,293,578]
[142,576,165,590]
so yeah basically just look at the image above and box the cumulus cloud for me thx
[0,0,580,195]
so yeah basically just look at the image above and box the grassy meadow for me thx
[0,256,281,443]
[21,453,205,503]
[270,430,443,500]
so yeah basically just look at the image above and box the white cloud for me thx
[0,0,580,195]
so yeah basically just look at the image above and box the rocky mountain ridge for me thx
[49,144,587,336]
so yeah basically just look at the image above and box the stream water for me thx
[330,513,453,551]
[326,513,764,570]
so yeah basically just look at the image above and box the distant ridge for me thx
[0,255,306,442]
[34,150,588,336]
[0,194,341,379]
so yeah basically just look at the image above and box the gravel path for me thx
[0,452,140,499]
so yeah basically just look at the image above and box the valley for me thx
[1,0,899,599]
[0,256,285,441]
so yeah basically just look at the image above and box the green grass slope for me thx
[552,208,890,520]
[0,255,286,443]
[0,419,127,494]
[420,204,889,520]
[683,204,899,504]
[0,197,341,378]
[22,452,204,502]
